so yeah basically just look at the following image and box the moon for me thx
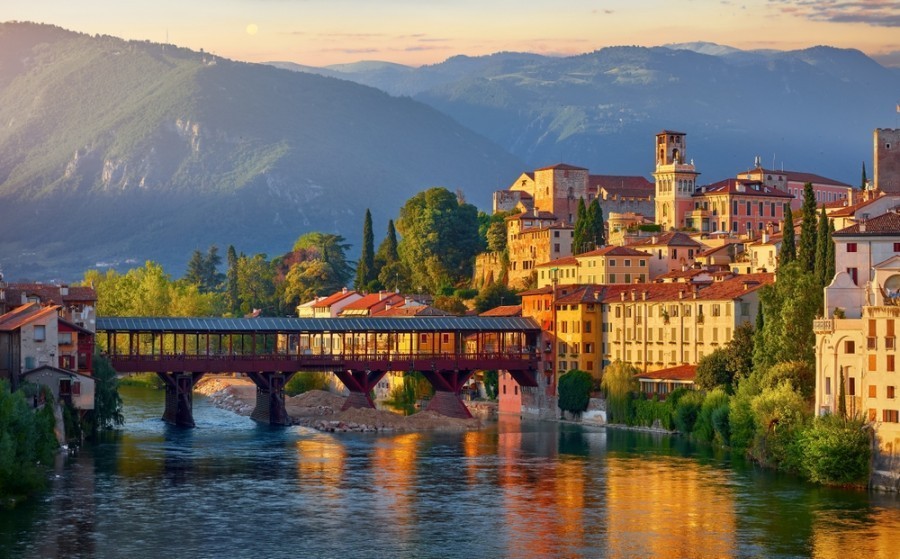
[246,23,259,36]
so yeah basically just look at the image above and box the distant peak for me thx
[663,42,743,56]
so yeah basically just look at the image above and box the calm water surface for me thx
[2,386,900,559]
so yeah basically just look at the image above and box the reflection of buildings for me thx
[295,436,347,500]
[605,455,736,558]
[371,432,421,541]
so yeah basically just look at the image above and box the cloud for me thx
[871,49,900,67]
[769,0,900,27]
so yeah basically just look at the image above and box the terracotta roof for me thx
[589,175,654,195]
[658,130,686,136]
[755,168,852,188]
[634,231,704,248]
[828,193,899,218]
[3,284,96,306]
[577,245,652,258]
[601,273,773,303]
[371,304,451,317]
[698,178,792,199]
[506,210,559,221]
[0,303,61,331]
[518,286,555,296]
[479,305,522,317]
[834,211,900,236]
[535,256,579,269]
[535,163,588,172]
[313,289,359,308]
[556,285,607,304]
[654,268,714,281]
[635,364,697,382]
[339,292,404,313]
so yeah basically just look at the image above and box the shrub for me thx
[454,288,477,300]
[558,370,593,416]
[694,388,729,443]
[729,374,761,452]
[601,361,639,424]
[749,381,810,470]
[798,414,871,485]
[285,372,330,396]
[673,390,704,433]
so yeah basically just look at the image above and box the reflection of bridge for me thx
[97,316,541,427]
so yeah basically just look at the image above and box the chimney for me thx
[60,285,69,296]
[679,290,685,299]
[620,292,626,301]
[630,289,637,301]
[642,290,648,301]
[761,231,769,243]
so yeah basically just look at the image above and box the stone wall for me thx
[473,251,506,288]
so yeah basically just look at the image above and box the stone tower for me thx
[874,128,900,194]
[653,130,699,231]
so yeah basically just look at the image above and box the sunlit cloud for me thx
[871,48,900,67]
[770,0,900,27]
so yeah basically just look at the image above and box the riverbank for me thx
[195,377,482,432]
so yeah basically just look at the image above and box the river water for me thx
[3,386,900,559]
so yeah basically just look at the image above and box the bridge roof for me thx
[96,316,541,333]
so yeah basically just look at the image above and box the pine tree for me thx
[861,162,868,190]
[815,206,829,288]
[185,249,205,286]
[797,182,818,272]
[755,302,764,332]
[780,206,796,266]
[355,209,375,291]
[572,198,588,254]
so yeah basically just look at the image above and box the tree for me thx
[780,206,796,266]
[753,262,820,375]
[861,161,868,190]
[88,353,124,432]
[474,283,520,313]
[0,380,57,498]
[236,254,275,315]
[354,209,375,291]
[798,414,870,485]
[725,322,755,380]
[396,187,483,293]
[184,246,223,293]
[572,198,588,254]
[588,198,605,249]
[601,361,638,423]
[797,182,818,272]
[486,220,507,253]
[279,232,355,310]
[558,369,593,416]
[760,361,816,400]
[814,206,829,288]
[826,220,836,286]
[838,368,847,417]
[226,245,240,315]
[695,348,734,391]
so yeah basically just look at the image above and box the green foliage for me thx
[748,381,810,470]
[780,206,796,265]
[759,361,815,400]
[282,233,354,308]
[117,373,164,389]
[396,187,483,293]
[0,380,57,500]
[486,220,507,253]
[673,390,704,433]
[752,261,820,376]
[454,288,478,300]
[797,182,818,273]
[826,220,836,288]
[387,372,434,409]
[87,354,125,432]
[226,245,240,316]
[432,295,468,315]
[693,388,730,444]
[474,283,520,313]
[725,322,755,380]
[184,245,224,293]
[558,369,593,416]
[573,198,589,254]
[695,348,734,391]
[354,209,376,291]
[481,370,499,400]
[631,396,675,430]
[729,374,761,452]
[284,373,330,396]
[601,361,639,423]
[814,206,829,289]
[796,414,870,485]
[236,254,275,315]
[588,198,605,248]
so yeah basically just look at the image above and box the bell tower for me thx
[654,130,699,230]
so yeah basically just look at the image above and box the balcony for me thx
[813,319,834,334]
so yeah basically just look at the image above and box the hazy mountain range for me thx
[272,40,900,184]
[2,22,899,281]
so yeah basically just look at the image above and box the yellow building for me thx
[534,246,651,288]
[602,274,772,375]
[553,286,604,378]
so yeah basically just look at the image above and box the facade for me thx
[298,288,363,318]
[534,246,652,288]
[602,274,771,374]
[339,292,405,317]
[0,303,62,388]
[827,192,900,231]
[739,166,854,208]
[554,286,604,379]
[635,365,697,400]
[687,178,792,236]
[653,131,700,231]
[506,209,574,288]
[632,232,706,280]
[874,128,900,194]
[0,283,96,331]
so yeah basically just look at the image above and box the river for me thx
[2,386,900,559]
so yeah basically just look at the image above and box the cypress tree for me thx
[573,198,588,254]
[355,209,375,290]
[797,182,818,272]
[815,206,829,288]
[755,302,764,333]
[838,368,847,417]
[780,206,796,266]
[826,220,836,285]
[375,219,399,267]
[861,162,868,190]
[589,198,605,249]
[226,245,240,315]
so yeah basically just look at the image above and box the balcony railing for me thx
[813,319,834,334]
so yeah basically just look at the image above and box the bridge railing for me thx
[105,350,539,362]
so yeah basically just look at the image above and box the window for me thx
[733,200,739,215]
[585,321,592,333]
[845,340,855,354]
[825,377,831,395]
[847,243,857,252]
[624,259,631,267]
[609,274,617,283]
[442,334,449,344]
[585,343,594,354]
[639,260,646,267]
[559,360,567,372]
[747,201,752,215]
[58,332,73,345]
[883,409,899,423]
[889,355,896,372]
[849,377,856,396]
[894,242,900,253]
[889,386,896,399]
[554,243,560,252]
[33,325,46,342]
[609,259,617,267]
[554,231,560,238]
[847,267,858,285]
[869,385,877,398]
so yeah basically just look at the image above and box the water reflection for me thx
[4,389,900,559]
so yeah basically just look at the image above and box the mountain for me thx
[278,44,900,187]
[0,23,525,280]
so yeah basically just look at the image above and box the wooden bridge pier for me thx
[334,369,388,411]
[420,369,476,419]
[247,372,296,426]
[158,372,205,427]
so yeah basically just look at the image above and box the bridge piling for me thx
[334,369,388,411]
[421,369,474,419]
[247,372,296,425]
[158,372,205,427]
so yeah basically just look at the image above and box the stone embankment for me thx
[195,377,481,433]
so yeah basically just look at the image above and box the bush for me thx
[632,396,676,430]
[285,372,330,396]
[673,390,704,433]
[0,381,58,500]
[601,361,639,424]
[694,388,730,443]
[558,370,593,416]
[797,414,871,485]
[729,374,761,452]
[454,288,477,300]
[749,381,810,470]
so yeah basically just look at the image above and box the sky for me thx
[5,0,900,67]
